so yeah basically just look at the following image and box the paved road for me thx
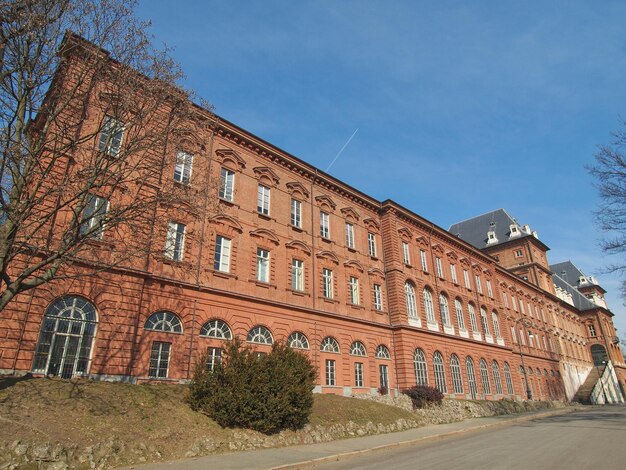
[316,406,626,470]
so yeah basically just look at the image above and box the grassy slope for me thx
[0,377,416,465]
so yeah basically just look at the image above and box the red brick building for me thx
[1,36,624,402]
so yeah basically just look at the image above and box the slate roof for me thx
[448,208,531,249]
[549,261,598,287]
[552,272,598,311]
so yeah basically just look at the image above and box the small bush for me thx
[187,337,316,434]
[402,385,444,409]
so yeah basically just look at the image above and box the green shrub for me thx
[402,385,444,408]
[187,337,316,434]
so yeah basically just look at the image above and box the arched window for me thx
[376,345,391,359]
[288,331,309,349]
[479,358,491,394]
[454,299,466,330]
[200,319,232,339]
[433,351,447,393]
[468,303,479,333]
[466,356,478,399]
[479,307,490,335]
[350,341,367,356]
[439,294,451,326]
[492,360,503,395]
[503,362,514,395]
[145,311,183,333]
[247,325,273,344]
[423,288,436,323]
[32,296,98,378]
[591,344,608,366]
[414,348,428,385]
[450,354,464,394]
[405,282,418,320]
[491,311,501,337]
[320,336,340,353]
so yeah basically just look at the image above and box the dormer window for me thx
[487,230,498,244]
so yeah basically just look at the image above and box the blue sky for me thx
[137,0,626,337]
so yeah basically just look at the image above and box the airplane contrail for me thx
[326,128,359,172]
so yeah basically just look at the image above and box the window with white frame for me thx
[247,325,273,344]
[200,319,232,339]
[468,303,479,333]
[292,259,304,291]
[98,116,124,156]
[463,269,471,289]
[450,263,458,283]
[322,268,333,298]
[165,222,186,261]
[519,329,526,345]
[480,307,490,335]
[502,291,509,308]
[174,151,193,184]
[519,298,525,314]
[420,249,428,272]
[454,299,466,330]
[466,356,478,399]
[320,211,330,238]
[354,362,364,387]
[414,348,428,385]
[345,223,355,249]
[256,248,270,283]
[486,280,493,298]
[479,358,491,394]
[511,296,517,311]
[423,288,436,323]
[588,324,597,337]
[320,336,340,353]
[433,351,447,393]
[291,198,302,228]
[439,294,451,326]
[373,284,383,311]
[450,354,464,394]
[287,331,309,349]
[379,364,389,389]
[349,276,360,305]
[214,235,231,272]
[145,311,183,333]
[436,257,443,278]
[219,167,235,201]
[149,341,171,378]
[81,194,108,239]
[206,347,222,371]
[491,311,501,337]
[475,275,483,294]
[514,249,523,257]
[257,184,270,215]
[376,345,391,359]
[350,341,366,356]
[503,362,514,395]
[405,282,417,320]
[325,359,336,386]
[368,232,377,257]
[492,361,503,395]
[510,326,517,343]
[402,242,411,265]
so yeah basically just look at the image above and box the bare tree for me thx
[0,0,214,312]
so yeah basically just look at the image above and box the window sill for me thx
[84,238,114,249]
[321,236,332,243]
[404,263,412,268]
[347,247,357,253]
[173,180,192,188]
[348,303,364,310]
[290,224,304,232]
[289,289,310,297]
[211,269,237,280]
[257,212,274,221]
[218,197,238,207]
[320,296,339,304]
[160,256,189,267]
[250,279,276,289]
[369,255,379,261]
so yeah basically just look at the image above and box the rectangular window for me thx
[463,269,471,289]
[450,263,458,283]
[379,364,389,389]
[511,296,517,311]
[589,324,597,337]
[81,194,108,239]
[402,242,411,265]
[322,268,333,298]
[206,347,222,371]
[349,276,360,305]
[511,326,517,343]
[149,341,171,378]
[520,329,526,345]
[256,248,270,283]
[373,284,383,310]
[420,250,428,272]
[486,280,493,298]
[98,116,124,156]
[320,211,330,239]
[502,292,509,308]
[519,299,525,314]
[214,235,231,272]
[475,275,483,293]
[355,362,364,387]
[219,168,235,201]
[174,151,193,184]
[291,198,302,228]
[257,184,270,215]
[345,223,355,249]
[292,259,304,291]
[368,232,377,257]
[165,221,186,261]
[515,249,523,257]
[325,359,336,386]
[436,257,443,278]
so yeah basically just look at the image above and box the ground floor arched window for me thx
[32,296,98,379]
